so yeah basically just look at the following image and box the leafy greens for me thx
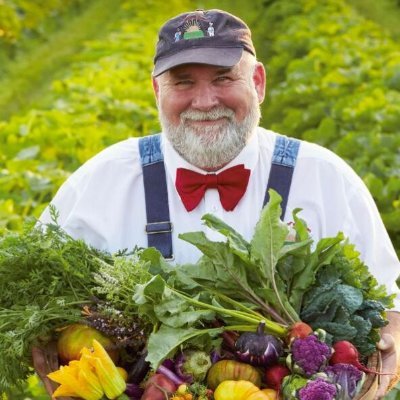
[0,211,112,391]
[136,191,394,367]
[0,190,394,391]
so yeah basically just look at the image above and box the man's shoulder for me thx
[256,127,359,183]
[257,127,349,166]
[65,136,150,186]
[75,135,159,173]
[85,137,140,165]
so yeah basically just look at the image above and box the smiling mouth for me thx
[185,117,228,126]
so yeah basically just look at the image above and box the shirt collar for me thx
[162,130,260,183]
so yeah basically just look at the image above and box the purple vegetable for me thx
[125,383,144,400]
[127,350,150,384]
[325,363,364,399]
[289,333,332,377]
[156,364,186,386]
[162,358,176,371]
[210,349,222,364]
[235,321,283,367]
[175,352,194,383]
[298,377,337,400]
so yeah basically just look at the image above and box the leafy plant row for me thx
[0,0,193,231]
[0,0,86,48]
[1,0,399,257]
[250,0,400,254]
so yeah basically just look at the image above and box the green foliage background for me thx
[0,0,399,398]
[0,0,399,254]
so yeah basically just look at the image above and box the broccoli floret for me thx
[288,333,332,377]
[325,363,364,400]
[298,377,337,400]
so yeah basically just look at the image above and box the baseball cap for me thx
[153,9,256,77]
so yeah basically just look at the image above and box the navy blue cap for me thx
[153,9,256,76]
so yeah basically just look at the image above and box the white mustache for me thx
[181,107,235,122]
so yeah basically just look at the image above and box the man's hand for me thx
[374,311,400,399]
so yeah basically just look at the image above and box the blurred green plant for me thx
[248,0,400,255]
[2,374,49,400]
[0,0,192,232]
[0,0,86,52]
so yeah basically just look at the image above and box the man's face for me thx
[153,54,266,170]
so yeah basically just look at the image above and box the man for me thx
[41,9,400,397]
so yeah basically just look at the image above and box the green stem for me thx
[173,290,285,336]
[222,324,258,332]
[211,291,264,318]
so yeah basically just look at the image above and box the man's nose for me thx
[190,83,219,110]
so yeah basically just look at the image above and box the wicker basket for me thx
[353,351,381,400]
[32,343,74,400]
[33,345,383,400]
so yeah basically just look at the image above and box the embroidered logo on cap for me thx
[174,11,215,41]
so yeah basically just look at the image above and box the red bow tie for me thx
[175,164,251,212]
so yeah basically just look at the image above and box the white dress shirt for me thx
[40,127,400,309]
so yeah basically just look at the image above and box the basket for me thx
[353,351,381,400]
[32,343,74,400]
[33,345,384,400]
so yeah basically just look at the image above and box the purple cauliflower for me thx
[325,363,364,399]
[290,334,332,377]
[298,377,337,400]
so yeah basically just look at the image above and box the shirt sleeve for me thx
[40,177,79,226]
[342,183,400,310]
[289,140,400,311]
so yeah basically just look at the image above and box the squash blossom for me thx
[48,339,126,400]
[47,359,103,400]
[82,339,126,399]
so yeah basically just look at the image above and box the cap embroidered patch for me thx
[174,12,215,41]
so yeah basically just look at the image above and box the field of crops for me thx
[0,0,399,398]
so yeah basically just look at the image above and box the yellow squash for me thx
[207,360,262,390]
[214,380,275,400]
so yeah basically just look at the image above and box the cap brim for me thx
[153,47,243,77]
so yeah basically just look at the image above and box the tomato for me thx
[57,323,118,364]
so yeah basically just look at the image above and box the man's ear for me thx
[152,77,160,101]
[252,62,266,104]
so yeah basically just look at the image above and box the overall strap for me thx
[139,134,173,259]
[263,135,301,219]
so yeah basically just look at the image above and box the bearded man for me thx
[40,9,400,398]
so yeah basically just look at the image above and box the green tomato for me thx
[57,323,118,364]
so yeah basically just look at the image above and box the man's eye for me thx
[175,80,193,86]
[215,76,232,83]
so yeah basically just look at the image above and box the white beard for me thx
[159,98,261,170]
